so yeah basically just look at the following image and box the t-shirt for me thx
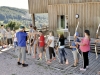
[39,35,45,47]
[71,38,80,51]
[6,31,12,38]
[14,33,17,42]
[58,38,65,48]
[80,37,90,52]
[48,36,54,47]
[59,38,65,46]
[0,28,7,37]
[16,31,27,47]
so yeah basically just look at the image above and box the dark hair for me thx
[1,25,3,26]
[84,30,90,36]
[30,24,32,27]
[39,31,42,33]
[33,26,37,30]
[60,34,64,39]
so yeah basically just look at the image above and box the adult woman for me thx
[58,34,68,65]
[76,30,90,71]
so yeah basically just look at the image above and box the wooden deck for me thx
[1,46,100,75]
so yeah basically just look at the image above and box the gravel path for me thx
[0,48,67,75]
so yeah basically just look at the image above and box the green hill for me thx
[0,6,48,27]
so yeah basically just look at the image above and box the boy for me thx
[70,32,80,67]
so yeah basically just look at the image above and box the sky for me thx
[0,0,28,9]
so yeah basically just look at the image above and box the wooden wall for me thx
[48,2,100,38]
[48,0,69,5]
[69,0,100,3]
[28,0,48,13]
[28,0,100,14]
[48,4,68,36]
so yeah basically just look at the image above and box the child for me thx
[70,32,80,67]
[57,34,68,65]
[6,28,13,47]
[37,31,45,60]
[13,30,18,51]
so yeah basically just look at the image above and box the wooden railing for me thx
[37,26,49,32]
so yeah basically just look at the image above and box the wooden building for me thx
[28,0,100,38]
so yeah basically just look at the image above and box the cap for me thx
[20,26,25,29]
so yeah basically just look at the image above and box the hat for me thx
[75,32,79,36]
[20,26,25,29]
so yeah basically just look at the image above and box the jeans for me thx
[14,42,18,48]
[58,48,67,64]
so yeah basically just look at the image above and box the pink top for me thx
[80,37,90,52]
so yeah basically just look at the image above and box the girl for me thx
[58,34,68,65]
[47,31,56,63]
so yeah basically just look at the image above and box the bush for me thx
[6,21,21,30]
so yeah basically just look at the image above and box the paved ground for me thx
[0,47,100,75]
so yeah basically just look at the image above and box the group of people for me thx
[1,24,100,72]
[15,24,91,71]
[0,24,16,48]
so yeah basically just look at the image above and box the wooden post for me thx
[31,14,35,26]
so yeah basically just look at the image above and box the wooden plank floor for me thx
[1,45,100,75]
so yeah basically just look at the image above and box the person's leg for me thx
[39,47,43,60]
[33,43,37,58]
[72,50,77,66]
[21,47,28,67]
[80,52,87,71]
[52,47,56,60]
[58,48,63,64]
[86,51,89,67]
[47,47,52,63]
[17,47,22,65]
[63,48,68,64]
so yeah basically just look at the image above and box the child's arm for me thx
[70,46,76,48]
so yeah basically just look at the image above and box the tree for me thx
[6,21,21,30]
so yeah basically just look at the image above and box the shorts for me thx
[7,38,13,45]
[39,47,45,53]
[18,47,26,61]
[72,50,79,60]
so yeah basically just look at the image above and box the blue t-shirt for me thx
[16,31,27,47]
[71,38,80,51]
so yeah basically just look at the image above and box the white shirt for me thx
[6,31,12,38]
[48,36,54,47]
[0,28,7,37]
[14,33,17,42]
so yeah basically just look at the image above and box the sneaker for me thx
[17,62,22,65]
[26,51,28,53]
[22,64,28,67]
[37,58,42,61]
[80,68,86,71]
[71,65,77,67]
[86,66,89,69]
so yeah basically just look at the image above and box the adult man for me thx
[16,26,28,67]
[0,25,7,48]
